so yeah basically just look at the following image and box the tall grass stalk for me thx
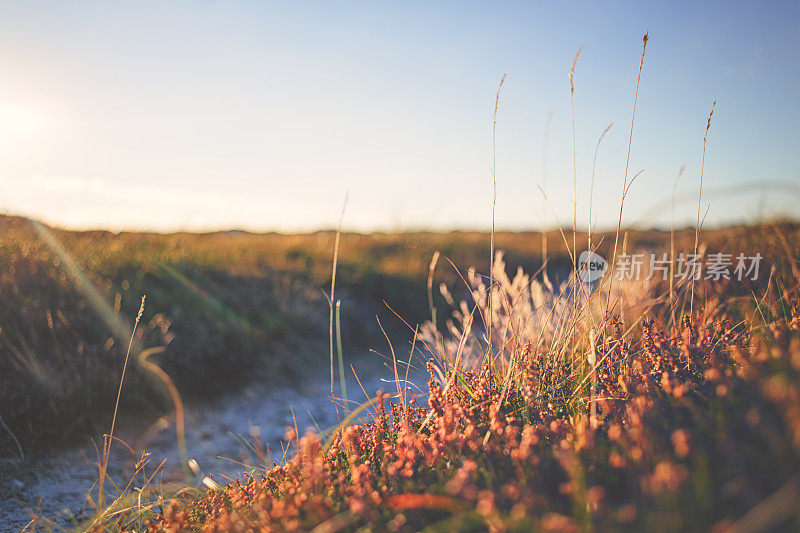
[608,32,648,313]
[691,101,716,313]
[620,232,629,327]
[569,47,582,272]
[427,250,440,330]
[541,110,553,283]
[376,316,403,409]
[567,49,582,378]
[583,123,612,334]
[335,300,348,412]
[588,328,598,429]
[588,122,613,254]
[137,346,188,477]
[98,295,145,508]
[670,164,687,324]
[329,193,348,394]
[489,73,507,358]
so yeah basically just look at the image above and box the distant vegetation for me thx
[1,214,795,457]
[76,221,800,532]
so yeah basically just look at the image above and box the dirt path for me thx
[0,354,400,531]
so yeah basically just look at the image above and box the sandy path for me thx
[0,354,401,531]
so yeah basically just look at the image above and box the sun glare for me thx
[0,103,46,142]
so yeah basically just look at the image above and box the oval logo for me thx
[578,251,607,283]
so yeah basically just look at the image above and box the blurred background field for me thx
[1,213,796,457]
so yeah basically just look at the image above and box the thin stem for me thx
[489,73,506,358]
[670,164,686,325]
[608,32,648,315]
[569,47,582,273]
[588,122,613,254]
[541,110,553,284]
[99,295,145,508]
[335,300,348,411]
[691,101,716,313]
[329,193,348,394]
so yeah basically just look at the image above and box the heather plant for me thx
[86,249,800,532]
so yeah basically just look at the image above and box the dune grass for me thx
[78,228,800,532]
[0,214,794,456]
[6,31,800,532]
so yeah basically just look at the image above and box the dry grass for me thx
[6,30,800,533]
[0,214,794,457]
[74,30,800,530]
[691,100,717,313]
[94,241,800,532]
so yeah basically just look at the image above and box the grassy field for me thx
[1,215,795,455]
[43,218,795,532]
[3,212,800,531]
[2,5,797,531]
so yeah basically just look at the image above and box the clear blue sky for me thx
[0,1,797,232]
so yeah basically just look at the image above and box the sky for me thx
[0,1,798,233]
